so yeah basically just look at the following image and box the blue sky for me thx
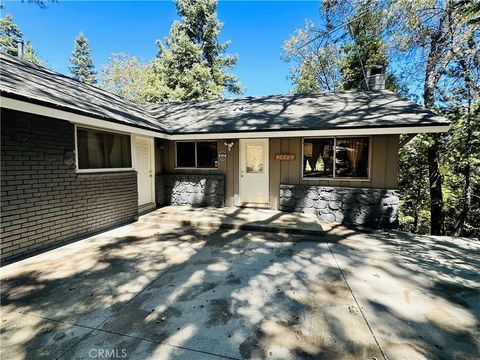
[1,0,322,96]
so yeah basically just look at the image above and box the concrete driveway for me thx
[1,220,478,360]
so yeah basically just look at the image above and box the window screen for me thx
[77,127,131,169]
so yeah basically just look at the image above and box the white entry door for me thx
[239,139,269,204]
[134,137,154,206]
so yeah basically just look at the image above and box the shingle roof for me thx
[148,91,449,134]
[0,53,166,132]
[1,52,449,135]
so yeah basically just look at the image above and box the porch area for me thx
[139,206,348,237]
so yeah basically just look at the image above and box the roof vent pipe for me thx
[361,66,385,91]
[17,40,24,59]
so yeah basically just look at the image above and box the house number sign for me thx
[274,153,296,161]
[218,151,227,161]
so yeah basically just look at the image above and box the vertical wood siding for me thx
[160,135,399,210]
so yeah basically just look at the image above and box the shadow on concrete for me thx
[1,209,478,359]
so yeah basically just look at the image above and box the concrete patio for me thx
[1,208,479,360]
[139,206,344,236]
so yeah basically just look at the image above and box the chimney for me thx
[17,40,24,59]
[361,65,385,91]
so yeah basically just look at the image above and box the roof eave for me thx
[1,92,450,140]
[0,94,170,138]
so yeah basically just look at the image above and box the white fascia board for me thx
[1,96,168,139]
[168,124,450,140]
[1,96,449,141]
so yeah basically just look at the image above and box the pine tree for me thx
[0,14,43,65]
[153,0,242,101]
[69,32,97,84]
[0,14,22,56]
[23,41,42,66]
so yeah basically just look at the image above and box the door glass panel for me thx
[246,144,264,173]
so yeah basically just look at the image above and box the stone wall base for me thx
[280,184,399,228]
[156,174,225,208]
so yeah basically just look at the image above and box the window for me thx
[335,138,369,178]
[302,137,369,179]
[197,141,218,168]
[176,142,196,168]
[176,141,218,168]
[77,127,132,170]
[303,138,334,178]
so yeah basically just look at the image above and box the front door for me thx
[239,138,269,204]
[134,136,154,206]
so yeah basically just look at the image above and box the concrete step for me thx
[139,206,341,237]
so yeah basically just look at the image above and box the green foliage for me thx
[289,54,322,94]
[284,0,479,237]
[0,14,21,55]
[100,54,158,105]
[0,14,42,65]
[398,135,436,235]
[101,0,241,102]
[69,32,97,85]
[340,3,387,90]
[23,41,42,65]
[153,0,242,101]
[340,37,387,90]
[439,105,479,237]
[283,1,389,93]
[397,5,479,237]
[283,20,342,93]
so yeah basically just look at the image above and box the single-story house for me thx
[0,53,449,263]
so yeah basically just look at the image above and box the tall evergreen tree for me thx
[153,0,242,101]
[69,32,97,84]
[0,14,22,56]
[0,14,42,65]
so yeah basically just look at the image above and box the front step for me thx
[139,206,336,237]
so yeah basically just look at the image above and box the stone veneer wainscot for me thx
[279,184,399,228]
[157,174,225,208]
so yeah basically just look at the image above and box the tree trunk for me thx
[455,79,474,237]
[427,134,444,235]
[421,2,454,236]
[424,59,445,235]
[413,174,423,233]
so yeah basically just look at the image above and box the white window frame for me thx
[175,140,219,170]
[301,136,372,181]
[75,124,135,173]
